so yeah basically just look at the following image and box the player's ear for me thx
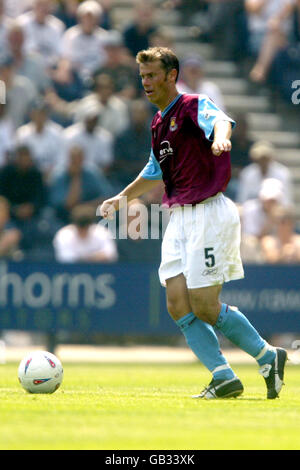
[168,68,178,84]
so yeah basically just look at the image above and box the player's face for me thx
[139,61,174,109]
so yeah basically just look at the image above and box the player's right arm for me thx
[100,149,163,219]
[100,176,161,219]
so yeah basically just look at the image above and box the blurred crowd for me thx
[170,0,300,99]
[0,0,299,266]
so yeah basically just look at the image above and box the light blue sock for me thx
[215,304,276,366]
[176,312,235,381]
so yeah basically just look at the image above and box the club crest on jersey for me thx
[169,116,177,131]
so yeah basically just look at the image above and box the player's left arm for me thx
[211,120,232,157]
[194,94,235,156]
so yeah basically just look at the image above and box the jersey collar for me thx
[161,94,182,119]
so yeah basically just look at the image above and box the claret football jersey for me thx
[140,93,235,207]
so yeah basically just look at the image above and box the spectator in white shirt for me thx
[245,0,295,82]
[0,103,14,167]
[177,55,225,111]
[7,20,52,93]
[53,203,118,263]
[0,0,12,63]
[0,55,38,129]
[45,72,130,137]
[241,178,286,238]
[63,104,114,173]
[74,73,130,136]
[236,140,293,206]
[15,100,64,178]
[61,0,108,83]
[5,0,32,18]
[17,0,65,68]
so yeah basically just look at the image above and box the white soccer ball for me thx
[18,351,64,394]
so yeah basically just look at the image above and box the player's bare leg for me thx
[166,275,244,399]
[188,284,222,326]
[166,273,192,321]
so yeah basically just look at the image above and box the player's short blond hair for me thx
[136,47,179,82]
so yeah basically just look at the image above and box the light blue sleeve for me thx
[197,95,236,141]
[139,149,162,180]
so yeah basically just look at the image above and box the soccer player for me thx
[100,47,287,399]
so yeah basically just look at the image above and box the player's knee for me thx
[193,303,220,326]
[167,297,186,321]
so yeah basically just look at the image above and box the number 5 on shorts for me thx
[204,247,215,267]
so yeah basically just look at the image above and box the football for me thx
[18,351,64,394]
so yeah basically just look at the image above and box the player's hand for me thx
[211,139,232,156]
[99,196,121,220]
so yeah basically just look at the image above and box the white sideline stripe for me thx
[255,345,268,361]
[255,343,276,361]
[212,364,231,374]
[215,378,236,390]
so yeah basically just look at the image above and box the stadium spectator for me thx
[0,55,38,129]
[61,0,109,84]
[149,26,175,50]
[93,30,139,99]
[49,57,85,105]
[177,55,225,110]
[7,20,52,93]
[0,196,21,258]
[122,0,157,58]
[5,0,32,18]
[110,99,152,188]
[171,0,208,27]
[230,113,253,173]
[53,203,118,263]
[17,0,65,68]
[15,100,64,179]
[98,0,113,31]
[0,103,14,168]
[240,232,265,264]
[269,0,300,102]
[49,145,114,223]
[294,0,300,40]
[74,73,130,136]
[171,0,247,61]
[0,0,12,62]
[203,1,248,62]
[236,140,293,206]
[53,0,79,29]
[63,104,114,173]
[241,178,285,238]
[245,0,295,83]
[46,72,130,136]
[225,112,253,201]
[0,145,46,250]
[260,205,300,263]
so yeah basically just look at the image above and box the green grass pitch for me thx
[0,361,299,450]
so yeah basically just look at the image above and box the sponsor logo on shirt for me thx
[159,140,174,163]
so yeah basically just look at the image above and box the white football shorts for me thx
[158,192,244,289]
